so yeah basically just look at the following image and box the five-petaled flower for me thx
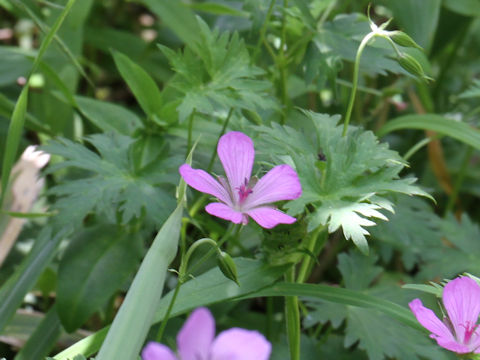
[141,307,271,360]
[179,131,302,229]
[409,276,480,354]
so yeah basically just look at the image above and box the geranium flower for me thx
[141,307,271,360]
[409,276,480,354]
[179,131,302,229]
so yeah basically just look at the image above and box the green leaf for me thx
[0,87,29,207]
[112,50,163,118]
[75,95,143,135]
[57,224,142,332]
[0,228,66,333]
[459,79,480,99]
[3,310,87,357]
[188,2,249,17]
[159,17,276,121]
[53,258,287,359]
[42,133,177,229]
[0,93,52,135]
[370,196,442,271]
[255,111,430,253]
[297,252,451,360]
[0,46,32,86]
[418,213,480,279]
[378,114,480,151]
[95,204,183,360]
[14,306,61,360]
[249,282,422,331]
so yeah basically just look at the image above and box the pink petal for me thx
[177,307,215,360]
[211,328,271,360]
[179,164,232,206]
[246,206,296,229]
[435,338,470,354]
[442,277,480,344]
[243,165,302,209]
[217,132,254,200]
[205,203,246,224]
[409,299,456,344]
[141,342,177,360]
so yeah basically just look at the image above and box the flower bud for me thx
[217,251,240,285]
[390,31,422,50]
[397,53,432,81]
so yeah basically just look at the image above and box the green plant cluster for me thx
[0,1,479,359]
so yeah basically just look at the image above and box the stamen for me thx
[460,321,479,344]
[237,178,253,203]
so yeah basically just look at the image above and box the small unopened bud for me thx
[390,31,422,50]
[397,53,432,81]
[217,251,239,285]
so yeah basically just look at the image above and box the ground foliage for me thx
[0,0,479,359]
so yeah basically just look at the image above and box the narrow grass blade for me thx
[0,228,65,333]
[14,305,62,360]
[0,93,52,135]
[13,0,93,86]
[95,204,183,360]
[53,259,287,359]
[0,0,78,207]
[248,282,424,332]
[0,87,29,207]
[378,114,480,151]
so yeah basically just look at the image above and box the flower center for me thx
[460,321,479,344]
[237,178,253,204]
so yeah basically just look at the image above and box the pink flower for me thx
[409,277,480,354]
[179,131,302,229]
[141,307,271,360]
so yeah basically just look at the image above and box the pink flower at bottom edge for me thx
[141,307,271,360]
[179,131,302,229]
[409,276,480,354]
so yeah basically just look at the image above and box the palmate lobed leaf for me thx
[42,133,176,229]
[371,195,480,280]
[303,252,453,360]
[255,111,430,253]
[160,17,276,121]
[370,196,442,271]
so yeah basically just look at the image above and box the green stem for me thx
[156,237,219,341]
[403,137,434,161]
[187,224,241,275]
[296,225,326,283]
[285,267,300,360]
[253,0,276,62]
[155,280,181,342]
[279,0,289,124]
[342,31,375,136]
[266,297,274,341]
[444,146,473,216]
[207,108,234,172]
[186,109,196,157]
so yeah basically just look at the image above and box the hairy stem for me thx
[253,0,276,62]
[444,146,473,216]
[296,225,326,283]
[285,267,300,360]
[186,109,196,157]
[342,32,375,136]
